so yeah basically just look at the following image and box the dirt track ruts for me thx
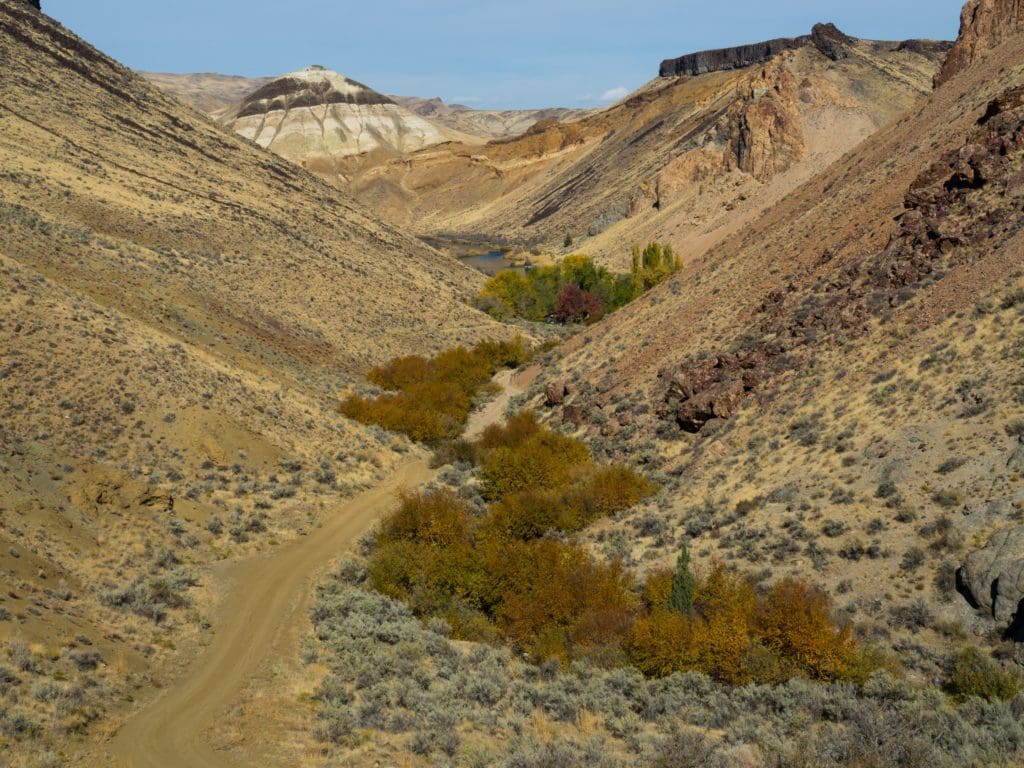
[107,370,529,766]
[106,457,435,767]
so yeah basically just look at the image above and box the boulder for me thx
[544,380,569,407]
[676,380,746,433]
[960,526,1024,632]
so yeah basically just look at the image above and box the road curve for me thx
[107,457,435,767]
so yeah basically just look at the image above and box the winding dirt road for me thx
[107,369,530,766]
[107,458,434,767]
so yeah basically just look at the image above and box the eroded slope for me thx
[342,25,948,269]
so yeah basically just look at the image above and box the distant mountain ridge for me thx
[143,71,594,144]
[660,22,950,77]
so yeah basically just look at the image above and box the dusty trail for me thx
[106,458,434,767]
[107,370,527,767]
[463,364,539,442]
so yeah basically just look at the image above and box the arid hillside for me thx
[520,17,1024,675]
[140,71,272,113]
[391,95,593,141]
[143,72,590,148]
[216,66,477,178]
[341,24,949,268]
[0,1,510,760]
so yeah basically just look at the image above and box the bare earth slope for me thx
[391,94,593,141]
[521,25,1024,671]
[342,25,949,268]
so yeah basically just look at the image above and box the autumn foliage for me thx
[339,338,530,444]
[552,284,605,323]
[626,564,864,684]
[368,413,655,663]
[360,386,863,684]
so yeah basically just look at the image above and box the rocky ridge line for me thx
[659,23,855,78]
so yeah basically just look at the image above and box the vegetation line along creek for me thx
[106,372,523,767]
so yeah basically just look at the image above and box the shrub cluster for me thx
[339,338,530,444]
[307,573,1024,768]
[370,413,865,683]
[478,245,680,323]
[948,647,1024,701]
[369,413,655,662]
[627,564,873,684]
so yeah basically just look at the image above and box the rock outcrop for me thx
[220,66,449,165]
[936,0,1024,86]
[721,61,806,182]
[960,526,1024,635]
[661,85,1024,433]
[659,23,854,77]
[809,23,855,61]
[660,35,810,78]
[21,0,40,9]
[666,349,773,433]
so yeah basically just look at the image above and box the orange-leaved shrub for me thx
[340,338,530,444]
[367,413,656,664]
[365,410,868,684]
[626,564,867,684]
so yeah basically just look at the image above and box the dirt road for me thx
[106,458,434,767]
[107,368,528,766]
[463,365,538,441]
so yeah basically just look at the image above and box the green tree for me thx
[631,242,681,292]
[668,544,696,616]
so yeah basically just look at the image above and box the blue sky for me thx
[44,1,965,109]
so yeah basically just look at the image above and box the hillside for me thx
[144,72,593,147]
[341,24,950,268]
[140,71,272,113]
[391,94,593,141]
[517,12,1024,679]
[5,0,1024,765]
[0,1,510,759]
[216,66,476,178]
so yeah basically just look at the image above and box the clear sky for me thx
[43,1,965,110]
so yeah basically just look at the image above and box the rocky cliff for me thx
[659,34,809,77]
[936,0,1024,85]
[659,23,854,77]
